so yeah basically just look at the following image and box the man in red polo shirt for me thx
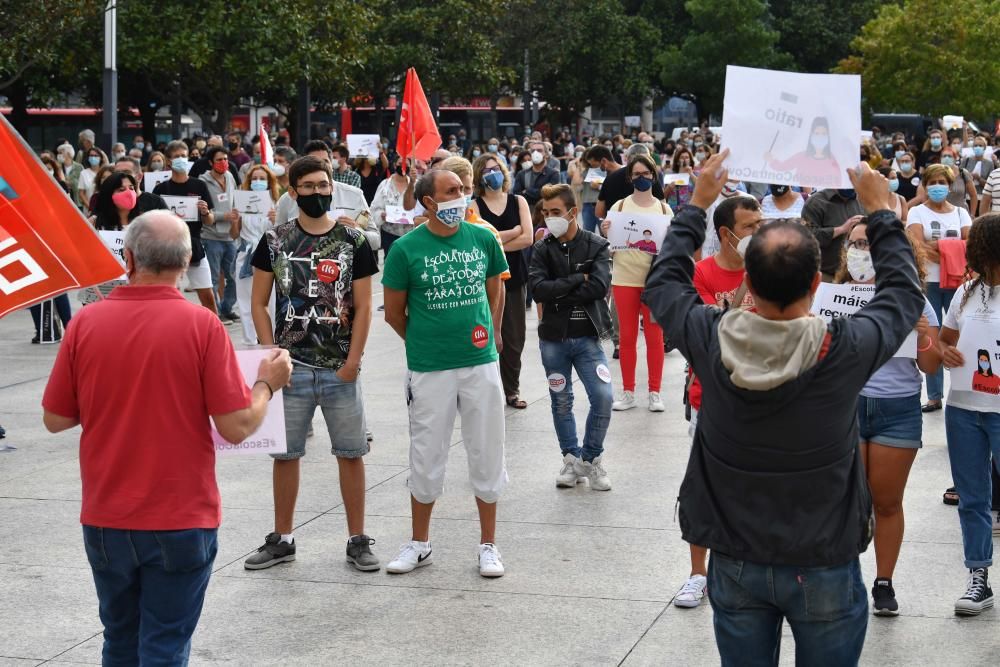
[42,210,292,665]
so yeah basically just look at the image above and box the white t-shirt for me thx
[78,167,98,204]
[944,281,1000,413]
[273,182,379,250]
[760,194,805,220]
[905,204,972,282]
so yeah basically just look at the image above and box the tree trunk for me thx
[8,78,29,139]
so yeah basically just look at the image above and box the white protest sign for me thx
[385,205,415,225]
[948,312,1000,399]
[583,168,606,184]
[810,283,917,358]
[212,348,287,456]
[624,116,641,128]
[161,195,200,222]
[97,230,128,280]
[232,190,274,216]
[720,66,861,189]
[347,134,381,158]
[605,210,670,256]
[143,171,171,193]
[942,115,964,131]
[663,172,691,187]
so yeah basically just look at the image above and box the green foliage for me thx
[770,0,889,74]
[837,0,1000,119]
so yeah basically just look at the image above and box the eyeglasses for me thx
[483,167,502,175]
[846,239,870,251]
[296,181,332,194]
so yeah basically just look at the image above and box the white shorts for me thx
[184,258,213,290]
[405,362,507,503]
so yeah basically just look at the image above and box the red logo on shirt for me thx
[471,325,489,349]
[317,259,340,283]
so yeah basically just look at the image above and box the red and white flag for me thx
[259,123,273,169]
[0,114,123,318]
[397,68,441,172]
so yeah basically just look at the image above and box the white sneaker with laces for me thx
[674,574,708,608]
[648,392,665,412]
[575,456,612,491]
[613,391,636,411]
[386,540,432,574]
[479,543,505,577]
[556,453,582,487]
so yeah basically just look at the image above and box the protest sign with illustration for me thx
[810,283,917,358]
[385,205,415,225]
[232,190,274,216]
[950,313,1000,398]
[347,134,381,158]
[720,66,861,189]
[211,348,287,456]
[161,195,199,222]
[605,210,670,256]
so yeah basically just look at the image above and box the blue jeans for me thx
[83,526,217,667]
[539,337,613,461]
[925,281,956,400]
[709,554,867,667]
[581,202,598,233]
[29,294,72,333]
[202,238,238,315]
[275,364,369,460]
[945,405,1000,568]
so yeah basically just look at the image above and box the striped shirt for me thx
[983,167,1000,212]
[332,168,362,189]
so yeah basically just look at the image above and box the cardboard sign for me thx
[949,310,1000,398]
[97,230,127,280]
[161,195,199,222]
[810,283,917,358]
[143,171,171,193]
[232,190,274,216]
[720,66,861,189]
[211,348,287,456]
[605,210,670,256]
[385,205,415,225]
[347,134,381,158]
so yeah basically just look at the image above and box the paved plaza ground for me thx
[1,281,998,665]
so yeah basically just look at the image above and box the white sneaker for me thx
[576,456,612,491]
[386,540,432,574]
[612,391,636,411]
[556,453,583,487]
[648,392,665,412]
[479,543,505,577]
[674,574,708,608]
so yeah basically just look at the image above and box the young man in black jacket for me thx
[529,184,614,491]
[643,151,924,665]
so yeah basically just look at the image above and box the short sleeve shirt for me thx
[983,168,1000,212]
[382,222,509,372]
[905,204,972,282]
[943,281,1000,413]
[251,220,378,368]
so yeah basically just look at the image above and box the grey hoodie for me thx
[719,310,828,391]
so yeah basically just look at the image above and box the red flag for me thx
[0,114,124,318]
[397,68,441,171]
[259,122,273,168]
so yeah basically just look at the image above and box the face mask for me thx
[951,143,962,152]
[212,160,228,174]
[695,152,706,161]
[974,146,985,157]
[271,163,286,177]
[483,171,504,190]
[930,137,942,149]
[728,229,752,258]
[112,189,137,211]
[837,188,856,200]
[113,152,125,161]
[135,142,145,150]
[433,197,466,227]
[382,142,389,149]
[45,167,54,176]
[297,192,332,218]
[632,175,653,192]
[253,155,262,165]
[171,157,189,173]
[150,160,163,171]
[531,150,544,165]
[88,156,101,167]
[329,131,337,140]
[894,151,906,160]
[545,216,570,238]
[228,141,239,151]
[811,134,829,150]
[846,246,875,282]
[195,141,207,151]
[889,179,899,192]
[927,184,949,203]
[367,157,377,166]
[488,145,498,153]
[521,161,532,171]
[899,161,913,174]
[980,360,991,371]
[250,180,268,191]
[464,195,473,207]
[941,156,955,167]
[472,150,481,158]
[771,185,789,197]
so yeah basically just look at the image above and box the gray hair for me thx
[625,143,650,159]
[57,143,75,159]
[79,129,95,142]
[274,146,297,162]
[124,211,192,274]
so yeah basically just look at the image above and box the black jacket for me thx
[642,206,924,567]
[529,229,613,342]
[512,167,560,206]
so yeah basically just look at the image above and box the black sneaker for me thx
[244,532,296,570]
[612,345,620,360]
[872,577,899,616]
[366,430,374,442]
[346,535,380,571]
[955,568,994,616]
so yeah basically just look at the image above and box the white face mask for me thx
[545,216,571,238]
[846,246,875,282]
[531,150,544,165]
[271,163,286,177]
[728,229,752,258]
[433,197,467,228]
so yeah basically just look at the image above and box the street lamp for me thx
[102,0,117,150]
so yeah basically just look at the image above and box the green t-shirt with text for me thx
[382,222,509,372]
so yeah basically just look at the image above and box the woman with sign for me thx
[230,165,279,345]
[939,213,1000,615]
[835,220,941,616]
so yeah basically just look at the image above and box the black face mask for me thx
[394,164,405,176]
[228,141,239,151]
[771,185,790,197]
[297,192,332,218]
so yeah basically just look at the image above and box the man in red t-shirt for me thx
[674,195,762,609]
[42,211,291,665]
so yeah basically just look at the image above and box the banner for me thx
[949,310,1000,399]
[720,66,861,189]
[605,210,670,256]
[397,68,441,170]
[810,283,916,358]
[212,348,287,456]
[0,114,124,318]
[385,205,415,225]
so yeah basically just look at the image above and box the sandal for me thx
[506,395,528,409]
[921,401,943,413]
[943,487,959,506]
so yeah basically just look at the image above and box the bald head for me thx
[744,221,821,311]
[124,211,192,279]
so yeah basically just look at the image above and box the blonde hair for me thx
[439,155,473,181]
[922,163,954,185]
[472,153,512,197]
[241,164,280,202]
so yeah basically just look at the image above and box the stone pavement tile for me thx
[0,564,102,660]
[0,658,43,666]
[58,576,667,665]
[217,512,686,604]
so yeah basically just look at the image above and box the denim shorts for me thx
[273,364,369,460]
[857,393,922,449]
